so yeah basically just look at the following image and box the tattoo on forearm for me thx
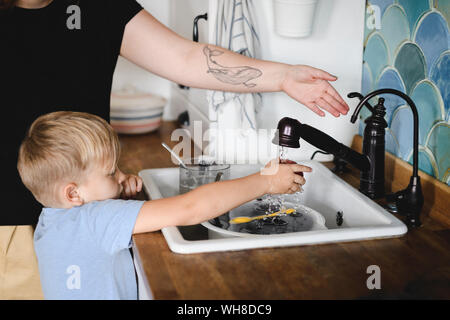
[203,46,262,88]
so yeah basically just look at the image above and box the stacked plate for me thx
[110,86,167,134]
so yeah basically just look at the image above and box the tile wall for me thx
[361,0,449,185]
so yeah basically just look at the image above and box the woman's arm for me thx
[120,10,349,117]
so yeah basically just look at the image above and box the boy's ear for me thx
[63,183,83,206]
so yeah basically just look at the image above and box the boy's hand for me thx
[121,174,143,199]
[261,158,312,194]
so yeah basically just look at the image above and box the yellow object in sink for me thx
[230,208,296,224]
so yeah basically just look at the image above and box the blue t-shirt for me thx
[34,199,145,300]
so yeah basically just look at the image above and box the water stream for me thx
[209,146,313,235]
[262,145,304,212]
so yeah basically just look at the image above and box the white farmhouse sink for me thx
[139,160,407,254]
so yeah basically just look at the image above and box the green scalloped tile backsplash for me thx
[362,0,449,185]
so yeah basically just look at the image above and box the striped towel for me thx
[207,0,262,131]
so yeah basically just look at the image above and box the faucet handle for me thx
[347,92,375,123]
[347,92,365,100]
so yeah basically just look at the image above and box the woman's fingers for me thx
[316,98,340,117]
[326,86,349,112]
[322,93,348,116]
[305,102,326,117]
[313,68,337,81]
[283,65,349,117]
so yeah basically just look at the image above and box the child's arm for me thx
[132,160,312,234]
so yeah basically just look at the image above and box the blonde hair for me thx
[18,111,121,206]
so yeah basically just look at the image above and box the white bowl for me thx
[202,203,327,239]
[110,87,166,134]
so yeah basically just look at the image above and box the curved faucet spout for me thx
[354,89,420,178]
[355,88,423,227]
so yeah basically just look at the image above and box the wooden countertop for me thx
[119,121,450,300]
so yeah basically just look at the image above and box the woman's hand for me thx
[281,65,350,117]
[121,174,143,199]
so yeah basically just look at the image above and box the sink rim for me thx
[138,161,408,254]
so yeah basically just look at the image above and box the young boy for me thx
[17,111,311,300]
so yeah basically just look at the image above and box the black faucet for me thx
[272,88,424,227]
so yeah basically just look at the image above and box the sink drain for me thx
[336,211,344,226]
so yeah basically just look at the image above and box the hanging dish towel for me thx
[207,0,262,132]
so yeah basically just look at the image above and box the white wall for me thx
[253,0,366,161]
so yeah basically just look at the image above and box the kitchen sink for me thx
[139,160,407,254]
